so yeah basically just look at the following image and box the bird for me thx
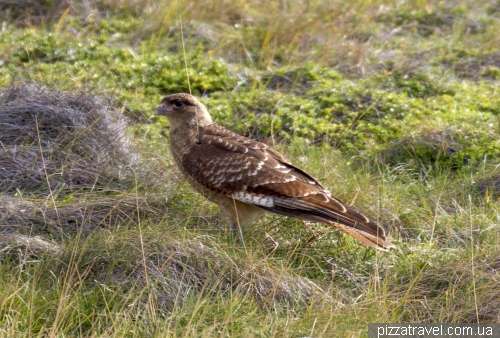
[156,93,394,251]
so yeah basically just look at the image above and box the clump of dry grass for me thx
[0,194,165,236]
[0,226,332,316]
[0,233,61,258]
[0,84,171,236]
[0,84,138,194]
[81,233,332,311]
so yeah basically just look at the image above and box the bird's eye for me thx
[173,100,184,107]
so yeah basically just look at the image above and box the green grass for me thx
[1,0,500,336]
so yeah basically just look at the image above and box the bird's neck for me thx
[169,123,210,165]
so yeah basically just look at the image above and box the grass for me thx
[1,0,500,336]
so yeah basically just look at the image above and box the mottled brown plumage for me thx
[156,93,394,251]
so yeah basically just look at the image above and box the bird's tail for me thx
[325,219,394,251]
[265,193,394,251]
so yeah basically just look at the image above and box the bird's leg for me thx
[230,221,246,250]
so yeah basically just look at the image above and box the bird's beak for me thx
[155,103,172,116]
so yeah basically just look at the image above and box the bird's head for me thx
[156,93,212,129]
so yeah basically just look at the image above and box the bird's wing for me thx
[199,124,327,188]
[181,124,393,250]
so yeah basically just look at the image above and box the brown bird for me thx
[156,93,394,251]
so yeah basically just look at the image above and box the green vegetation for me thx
[1,0,499,336]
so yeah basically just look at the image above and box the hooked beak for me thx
[155,103,173,116]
